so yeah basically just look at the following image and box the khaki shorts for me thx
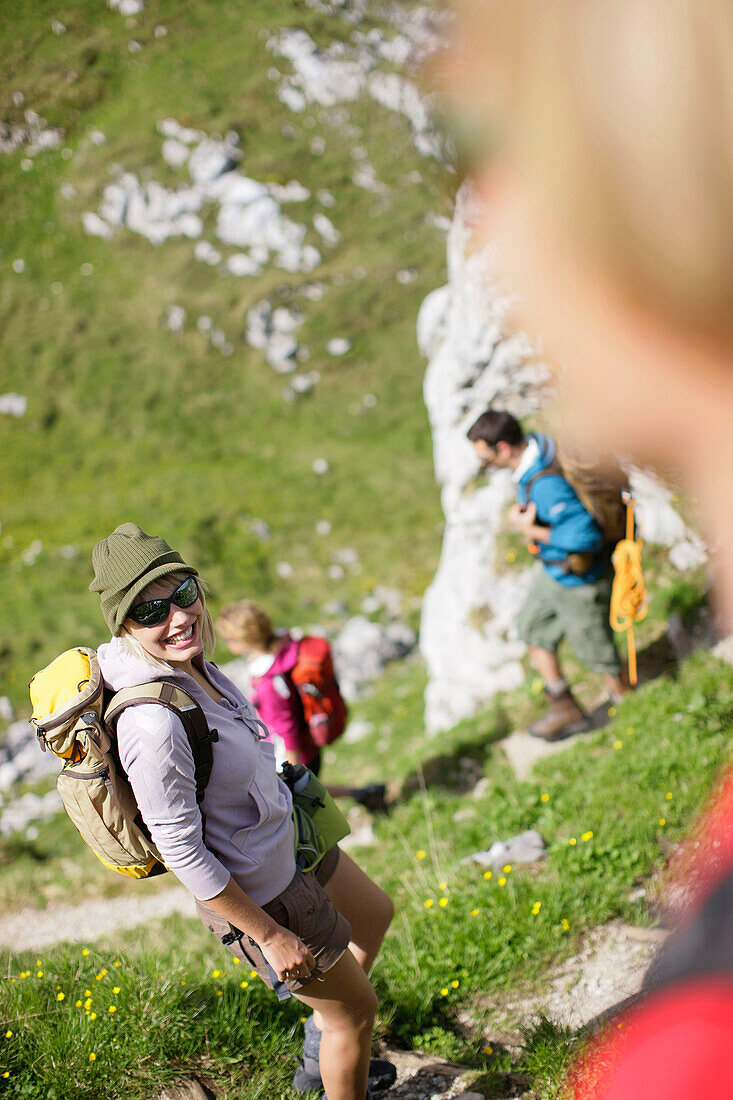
[517,565,621,675]
[196,846,350,1001]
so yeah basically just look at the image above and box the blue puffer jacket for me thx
[516,433,605,587]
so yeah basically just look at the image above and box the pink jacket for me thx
[251,634,319,766]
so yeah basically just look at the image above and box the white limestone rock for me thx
[0,394,28,417]
[418,184,708,734]
[333,616,416,699]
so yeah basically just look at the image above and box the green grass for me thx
[0,3,725,1097]
[0,0,447,710]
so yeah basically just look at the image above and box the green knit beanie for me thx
[90,523,198,636]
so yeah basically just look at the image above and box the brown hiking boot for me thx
[529,689,591,741]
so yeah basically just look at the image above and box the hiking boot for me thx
[291,1059,396,1095]
[529,689,590,741]
[294,1015,396,1094]
[352,783,388,815]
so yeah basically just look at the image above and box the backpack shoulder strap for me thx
[104,682,219,823]
[524,459,564,501]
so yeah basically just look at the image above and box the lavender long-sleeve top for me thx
[97,637,296,904]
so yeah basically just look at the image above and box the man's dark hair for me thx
[466,409,524,447]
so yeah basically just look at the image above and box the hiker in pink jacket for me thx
[217,600,386,812]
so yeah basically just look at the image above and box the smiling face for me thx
[124,574,204,670]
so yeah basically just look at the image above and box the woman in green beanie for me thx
[92,524,394,1100]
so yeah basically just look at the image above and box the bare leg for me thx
[604,670,629,699]
[310,852,393,1038]
[296,950,376,1100]
[324,850,394,973]
[527,645,564,684]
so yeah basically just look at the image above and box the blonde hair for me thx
[118,571,216,671]
[443,0,733,337]
[216,600,277,652]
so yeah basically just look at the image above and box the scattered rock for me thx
[327,337,351,356]
[312,457,329,474]
[0,393,27,417]
[519,922,665,1031]
[343,719,374,744]
[333,616,416,698]
[108,0,144,15]
[339,822,377,850]
[0,720,59,792]
[500,728,594,782]
[468,830,547,872]
[165,305,186,332]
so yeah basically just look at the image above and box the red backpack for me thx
[290,636,347,748]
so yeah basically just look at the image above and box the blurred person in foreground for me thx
[442,1,733,1096]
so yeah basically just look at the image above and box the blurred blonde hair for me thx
[443,0,733,336]
[216,599,277,652]
[119,571,216,671]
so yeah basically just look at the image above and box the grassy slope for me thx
[3,652,733,1097]
[1,4,727,1098]
[0,0,446,709]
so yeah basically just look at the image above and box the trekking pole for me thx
[610,493,648,686]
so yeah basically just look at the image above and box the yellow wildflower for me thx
[608,706,616,716]
[2,1072,9,1078]
[75,1000,83,1008]
[614,740,623,750]
[85,990,92,997]
[561,918,570,931]
[57,992,65,1002]
[439,897,448,908]
[483,870,492,880]
[424,899,434,909]
[415,850,426,860]
[531,902,542,915]
[470,908,480,916]
[36,971,43,978]
[212,970,222,978]
[659,818,667,827]
[5,1031,12,1039]
[503,864,512,873]
[108,1005,116,1014]
[440,987,449,996]
[232,957,240,965]
[581,831,594,842]
[438,881,447,891]
[498,877,506,887]
[89,1053,97,1062]
[84,999,92,1010]
[112,987,120,995]
[216,991,223,997]
[540,793,549,803]
[240,981,249,990]
[81,948,89,956]
[483,1044,493,1055]
[112,961,121,968]
[451,980,459,988]
[250,970,258,979]
[89,1013,97,1021]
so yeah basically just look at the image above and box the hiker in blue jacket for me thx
[468,409,627,740]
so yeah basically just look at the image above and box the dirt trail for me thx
[0,886,195,952]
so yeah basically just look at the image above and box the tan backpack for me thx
[29,647,217,879]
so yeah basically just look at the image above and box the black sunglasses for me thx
[129,575,200,627]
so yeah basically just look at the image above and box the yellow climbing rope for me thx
[610,495,648,686]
